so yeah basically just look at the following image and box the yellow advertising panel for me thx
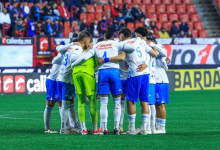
[169,69,220,91]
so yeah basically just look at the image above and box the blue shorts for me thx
[126,74,150,103]
[45,79,59,102]
[56,81,75,101]
[98,69,122,95]
[156,83,169,105]
[148,83,156,105]
[121,80,127,93]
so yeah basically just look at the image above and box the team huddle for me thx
[44,26,170,135]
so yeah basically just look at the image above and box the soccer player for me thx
[55,34,91,134]
[44,53,62,133]
[147,34,169,134]
[71,34,101,135]
[99,27,158,135]
[71,29,123,135]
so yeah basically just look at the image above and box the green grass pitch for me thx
[0,90,220,150]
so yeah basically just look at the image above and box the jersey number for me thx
[136,47,142,58]
[62,54,68,66]
[152,61,155,67]
[103,51,107,58]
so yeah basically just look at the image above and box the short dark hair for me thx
[77,30,92,42]
[119,27,131,38]
[97,37,104,43]
[146,32,156,42]
[134,27,148,37]
[105,28,114,40]
[71,38,79,43]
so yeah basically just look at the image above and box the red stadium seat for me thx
[127,23,134,32]
[172,0,182,4]
[162,0,171,4]
[72,21,78,28]
[116,0,123,3]
[124,0,132,3]
[194,22,204,30]
[135,22,143,28]
[156,5,166,13]
[177,4,186,13]
[199,30,208,38]
[147,5,156,13]
[96,5,103,13]
[180,14,189,22]
[166,4,176,13]
[103,5,111,11]
[87,14,95,22]
[163,22,171,30]
[64,22,70,28]
[4,2,10,8]
[191,13,200,22]
[28,3,34,9]
[149,13,158,21]
[88,5,95,13]
[133,0,142,3]
[142,0,152,4]
[154,0,162,4]
[188,22,193,30]
[80,13,87,20]
[183,0,192,4]
[95,13,102,21]
[192,30,198,37]
[169,13,179,21]
[156,21,162,29]
[159,14,168,22]
[187,4,197,13]
[139,5,146,12]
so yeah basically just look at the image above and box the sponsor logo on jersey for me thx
[15,75,25,93]
[40,38,49,51]
[96,43,113,50]
[3,76,14,93]
[127,41,135,44]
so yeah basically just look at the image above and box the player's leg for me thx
[119,93,126,132]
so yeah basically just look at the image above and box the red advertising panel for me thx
[3,75,14,93]
[15,75,26,93]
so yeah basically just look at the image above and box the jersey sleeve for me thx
[56,43,74,54]
[115,41,124,53]
[52,53,63,64]
[71,48,95,68]
[158,57,168,70]
[121,40,136,53]
[144,42,153,54]
[149,42,167,57]
[70,46,84,63]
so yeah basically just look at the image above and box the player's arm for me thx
[159,57,169,70]
[144,42,158,57]
[98,51,126,65]
[149,42,167,57]
[52,53,62,64]
[70,52,86,64]
[71,49,95,68]
[56,42,80,54]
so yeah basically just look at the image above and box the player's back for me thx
[57,45,83,83]
[122,37,147,77]
[149,56,156,84]
[119,59,129,80]
[94,40,120,70]
[48,54,62,80]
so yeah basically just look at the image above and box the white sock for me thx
[100,97,108,131]
[147,105,151,131]
[114,97,121,130]
[150,105,156,130]
[68,104,78,128]
[93,123,98,131]
[44,106,52,130]
[160,119,166,130]
[66,118,70,129]
[81,122,87,130]
[61,100,70,130]
[128,114,136,132]
[142,114,149,131]
[59,107,62,118]
[156,118,160,129]
[119,99,126,127]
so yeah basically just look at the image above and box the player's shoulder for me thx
[156,43,165,49]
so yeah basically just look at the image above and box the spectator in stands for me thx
[72,28,79,38]
[179,18,189,35]
[17,3,24,18]
[153,28,160,38]
[42,17,54,36]
[41,1,54,21]
[13,18,24,37]
[121,3,128,15]
[52,19,64,38]
[23,1,30,17]
[90,19,101,38]
[115,13,126,22]
[9,1,18,26]
[58,1,70,24]
[118,19,126,31]
[52,3,60,18]
[158,27,170,38]
[150,21,157,30]
[144,18,150,27]
[170,20,179,37]
[178,30,185,37]
[31,1,41,21]
[106,11,113,26]
[0,8,11,36]
[187,30,193,37]
[111,3,120,18]
[101,16,108,25]
[121,3,134,23]
[80,18,89,31]
[35,21,43,37]
[111,19,119,33]
[131,4,146,22]
[25,15,35,37]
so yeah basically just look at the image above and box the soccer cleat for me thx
[60,129,73,134]
[156,128,166,134]
[121,130,138,135]
[69,127,80,134]
[103,130,108,135]
[135,126,142,133]
[98,127,103,132]
[92,130,103,135]
[114,128,120,135]
[140,130,147,135]
[151,129,157,134]
[81,129,89,135]
[119,126,124,133]
[45,129,58,134]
